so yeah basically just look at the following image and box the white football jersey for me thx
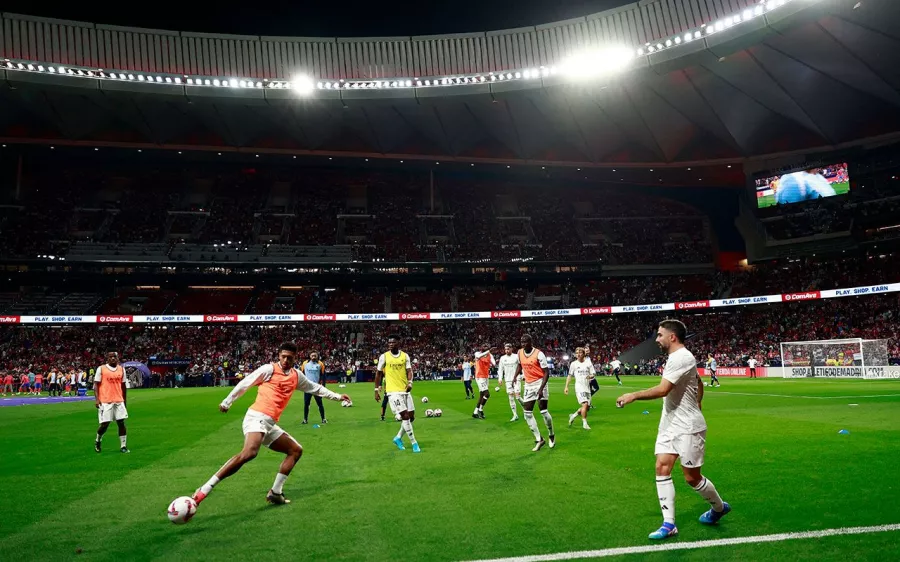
[659,347,706,434]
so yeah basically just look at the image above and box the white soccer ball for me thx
[395,413,402,421]
[339,384,346,388]
[425,408,435,417]
[434,409,442,417]
[421,396,429,403]
[167,496,197,525]
[341,399,353,407]
[494,386,500,392]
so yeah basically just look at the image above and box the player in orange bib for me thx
[192,342,350,506]
[471,345,496,419]
[94,351,129,453]
[513,334,555,451]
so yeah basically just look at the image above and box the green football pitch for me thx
[1,377,899,561]
[757,181,850,209]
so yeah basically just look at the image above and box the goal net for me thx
[780,338,899,379]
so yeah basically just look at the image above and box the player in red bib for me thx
[192,342,350,506]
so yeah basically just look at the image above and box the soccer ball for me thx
[395,413,402,421]
[167,496,197,525]
[494,386,500,392]
[421,396,429,403]
[425,408,435,417]
[433,409,443,417]
[341,399,353,407]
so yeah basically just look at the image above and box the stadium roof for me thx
[1,0,899,168]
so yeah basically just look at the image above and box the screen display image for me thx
[755,162,850,209]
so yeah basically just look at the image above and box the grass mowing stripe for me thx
[460,524,900,562]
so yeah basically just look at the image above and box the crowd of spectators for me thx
[2,290,898,386]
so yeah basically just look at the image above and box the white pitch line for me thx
[705,391,900,400]
[460,523,900,562]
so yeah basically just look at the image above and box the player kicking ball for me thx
[193,342,350,506]
[565,347,595,430]
[616,320,730,540]
[514,334,555,451]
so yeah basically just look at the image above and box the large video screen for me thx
[755,162,850,209]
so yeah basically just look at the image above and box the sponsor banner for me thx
[20,316,95,324]
[519,308,580,318]
[581,307,612,315]
[97,315,133,323]
[433,311,492,320]
[813,366,864,378]
[864,366,900,379]
[700,367,753,377]
[676,300,710,311]
[782,291,820,302]
[239,314,304,322]
[821,283,900,299]
[336,313,398,321]
[710,294,782,308]
[400,312,431,320]
[305,314,337,322]
[0,315,21,324]
[136,315,204,323]
[491,310,522,319]
[784,366,813,378]
[204,314,238,323]
[610,303,675,314]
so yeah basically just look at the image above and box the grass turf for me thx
[1,376,899,561]
[757,181,851,209]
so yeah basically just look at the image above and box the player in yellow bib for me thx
[374,334,421,453]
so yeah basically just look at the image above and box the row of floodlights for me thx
[315,67,557,90]
[2,0,792,93]
[638,0,785,56]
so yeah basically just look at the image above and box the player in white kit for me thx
[616,320,730,540]
[564,347,595,430]
[496,343,521,421]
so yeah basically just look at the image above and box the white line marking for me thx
[705,391,900,400]
[460,523,900,562]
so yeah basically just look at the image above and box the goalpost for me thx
[780,338,899,379]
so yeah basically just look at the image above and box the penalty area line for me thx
[460,523,900,562]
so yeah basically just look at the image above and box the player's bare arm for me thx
[564,372,572,395]
[93,379,101,409]
[537,367,550,395]
[696,375,704,411]
[616,378,674,408]
[374,370,384,402]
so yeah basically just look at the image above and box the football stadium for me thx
[1,0,900,560]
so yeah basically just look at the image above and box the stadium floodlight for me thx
[37,65,44,72]
[637,48,644,56]
[16,63,24,69]
[558,46,634,80]
[229,78,238,87]
[174,77,181,84]
[695,31,702,39]
[291,74,315,95]
[674,37,681,45]
[128,74,135,80]
[213,79,221,86]
[506,73,512,79]
[665,39,672,47]
[27,63,34,70]
[744,9,754,20]
[165,77,172,83]
[755,4,765,15]
[405,80,412,87]
[48,66,56,73]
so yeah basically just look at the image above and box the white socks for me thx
[396,426,405,439]
[523,411,541,441]
[401,419,418,444]
[95,433,102,443]
[119,435,127,448]
[540,410,554,436]
[508,395,518,415]
[200,475,220,495]
[272,473,288,494]
[692,477,725,512]
[656,476,676,524]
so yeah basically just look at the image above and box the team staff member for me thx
[301,351,328,425]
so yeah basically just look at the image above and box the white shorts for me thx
[522,380,549,403]
[505,380,522,396]
[654,429,706,468]
[242,409,289,448]
[98,402,128,423]
[475,378,490,393]
[575,385,591,405]
[387,392,416,416]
